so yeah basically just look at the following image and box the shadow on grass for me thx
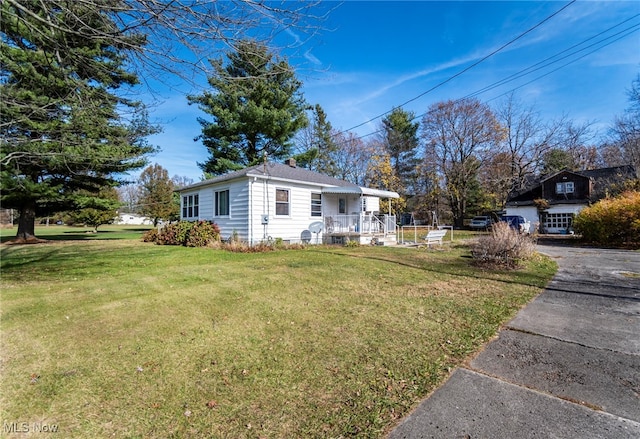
[308,247,556,290]
[1,227,150,243]
[0,239,156,282]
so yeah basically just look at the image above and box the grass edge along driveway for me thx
[0,237,556,438]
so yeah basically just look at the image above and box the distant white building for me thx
[115,213,153,225]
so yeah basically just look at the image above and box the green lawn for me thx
[0,224,154,242]
[0,227,556,438]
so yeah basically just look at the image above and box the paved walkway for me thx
[388,244,640,438]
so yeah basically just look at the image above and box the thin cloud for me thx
[285,28,323,67]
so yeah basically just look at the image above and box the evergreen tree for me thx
[540,149,572,175]
[294,105,339,176]
[309,104,339,175]
[189,40,309,175]
[1,1,157,240]
[380,108,420,195]
[68,186,121,233]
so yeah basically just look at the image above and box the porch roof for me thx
[321,186,400,199]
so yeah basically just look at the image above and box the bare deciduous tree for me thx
[332,132,372,186]
[495,94,564,192]
[606,75,640,176]
[421,98,504,228]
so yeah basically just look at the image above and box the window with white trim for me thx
[556,182,575,194]
[544,213,574,230]
[276,189,290,216]
[215,189,229,216]
[311,193,322,217]
[182,194,199,218]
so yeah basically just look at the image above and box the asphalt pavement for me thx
[388,244,640,439]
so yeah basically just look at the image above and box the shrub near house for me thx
[143,221,220,247]
[573,190,640,247]
[472,221,537,268]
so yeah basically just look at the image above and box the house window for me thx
[556,182,575,194]
[276,189,290,216]
[215,189,229,216]
[544,213,574,231]
[339,198,346,214]
[182,194,199,218]
[311,193,322,217]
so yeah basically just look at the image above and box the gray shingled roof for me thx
[178,162,360,191]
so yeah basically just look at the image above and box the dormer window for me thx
[556,182,574,194]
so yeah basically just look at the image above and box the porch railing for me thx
[324,214,396,236]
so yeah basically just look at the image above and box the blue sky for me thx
[139,1,640,183]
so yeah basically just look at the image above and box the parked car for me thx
[499,215,530,234]
[469,216,493,230]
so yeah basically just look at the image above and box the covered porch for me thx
[321,186,399,245]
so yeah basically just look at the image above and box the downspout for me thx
[263,174,269,241]
[249,178,254,246]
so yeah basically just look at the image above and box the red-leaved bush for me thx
[142,221,220,247]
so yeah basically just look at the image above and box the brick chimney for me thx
[285,158,297,168]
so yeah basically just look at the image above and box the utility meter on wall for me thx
[261,215,269,225]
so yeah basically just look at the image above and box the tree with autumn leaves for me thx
[365,108,420,215]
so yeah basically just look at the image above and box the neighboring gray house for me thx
[505,165,636,234]
[177,159,400,245]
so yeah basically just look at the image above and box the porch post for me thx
[388,198,392,235]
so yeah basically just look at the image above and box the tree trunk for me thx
[16,203,37,239]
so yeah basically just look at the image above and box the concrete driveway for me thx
[389,244,640,438]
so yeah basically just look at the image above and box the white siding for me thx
[361,196,380,213]
[180,181,249,240]
[249,178,326,244]
[505,206,538,233]
[210,180,250,241]
[199,190,214,220]
[323,194,362,216]
[506,204,586,234]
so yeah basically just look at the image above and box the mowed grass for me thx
[0,228,556,438]
[0,224,153,242]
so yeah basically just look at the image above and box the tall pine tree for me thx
[380,107,420,195]
[294,105,339,175]
[189,40,308,175]
[1,1,157,239]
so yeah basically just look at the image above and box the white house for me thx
[115,212,153,225]
[177,159,400,245]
